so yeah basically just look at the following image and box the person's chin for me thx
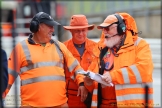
[80,40,85,43]
[108,46,114,48]
[105,43,114,48]
[44,38,51,43]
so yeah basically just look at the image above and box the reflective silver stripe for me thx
[53,40,64,71]
[68,60,79,72]
[91,89,98,107]
[21,75,65,86]
[74,69,84,76]
[20,61,63,74]
[93,89,98,95]
[8,68,19,78]
[70,69,84,80]
[130,65,142,83]
[134,37,142,46]
[117,94,153,101]
[53,40,64,62]
[7,84,12,90]
[20,40,32,64]
[115,83,153,90]
[121,67,130,83]
[91,101,97,107]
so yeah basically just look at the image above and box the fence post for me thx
[145,85,149,108]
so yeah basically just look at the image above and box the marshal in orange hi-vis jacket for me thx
[86,12,154,108]
[63,15,97,108]
[4,12,84,108]
[5,37,84,107]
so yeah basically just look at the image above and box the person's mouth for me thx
[78,35,83,38]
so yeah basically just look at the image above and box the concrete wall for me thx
[135,15,161,38]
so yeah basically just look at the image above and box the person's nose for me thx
[102,28,108,34]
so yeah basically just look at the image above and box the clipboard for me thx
[78,71,113,87]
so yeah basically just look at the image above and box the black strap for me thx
[84,92,92,108]
[99,46,108,75]
[98,46,112,107]
[97,47,108,107]
[97,83,102,108]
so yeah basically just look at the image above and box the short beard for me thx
[104,36,121,48]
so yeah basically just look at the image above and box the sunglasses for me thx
[102,26,117,31]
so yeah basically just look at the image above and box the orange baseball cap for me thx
[63,15,94,30]
[97,14,123,29]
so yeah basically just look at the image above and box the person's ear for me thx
[38,24,42,31]
[38,25,40,31]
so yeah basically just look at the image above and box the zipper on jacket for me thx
[120,44,134,49]
[79,48,86,63]
[80,56,82,62]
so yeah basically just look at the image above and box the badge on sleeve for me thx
[105,62,109,70]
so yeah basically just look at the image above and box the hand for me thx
[84,76,94,86]
[102,71,112,84]
[77,86,88,102]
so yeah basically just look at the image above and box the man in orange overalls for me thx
[63,15,97,108]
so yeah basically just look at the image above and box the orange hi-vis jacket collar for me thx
[88,13,154,108]
[64,38,96,56]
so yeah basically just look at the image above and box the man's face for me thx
[38,23,54,43]
[70,28,88,44]
[102,24,121,48]
[102,24,118,37]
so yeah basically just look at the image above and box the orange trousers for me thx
[68,95,86,108]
